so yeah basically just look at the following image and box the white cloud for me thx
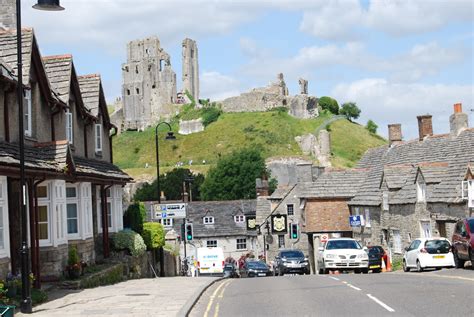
[331,78,474,139]
[200,71,241,101]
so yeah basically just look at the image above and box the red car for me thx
[451,217,474,268]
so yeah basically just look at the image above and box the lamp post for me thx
[16,1,64,313]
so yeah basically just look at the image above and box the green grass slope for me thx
[113,111,386,179]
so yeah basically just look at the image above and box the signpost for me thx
[154,203,186,219]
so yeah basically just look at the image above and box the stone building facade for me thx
[122,37,177,131]
[182,38,199,102]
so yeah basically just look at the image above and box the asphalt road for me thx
[190,268,474,317]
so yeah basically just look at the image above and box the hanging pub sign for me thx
[271,214,288,234]
[246,216,257,230]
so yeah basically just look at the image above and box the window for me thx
[136,88,140,94]
[364,209,371,228]
[417,179,426,202]
[278,235,285,249]
[160,218,173,227]
[203,216,214,224]
[420,220,432,238]
[0,176,10,257]
[159,60,164,71]
[207,240,217,248]
[127,89,130,95]
[24,89,32,137]
[236,238,247,250]
[66,186,79,237]
[393,230,401,253]
[95,124,102,153]
[382,191,389,211]
[97,185,123,234]
[38,205,49,240]
[287,204,294,216]
[462,180,474,208]
[66,110,73,144]
[234,215,245,223]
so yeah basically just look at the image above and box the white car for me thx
[403,238,455,272]
[318,238,369,274]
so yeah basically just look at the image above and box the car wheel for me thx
[355,269,361,274]
[416,260,423,273]
[362,268,369,274]
[469,248,474,263]
[374,268,381,273]
[403,260,410,272]
[453,251,465,269]
[435,268,441,271]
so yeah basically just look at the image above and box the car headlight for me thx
[357,253,368,259]
[282,258,288,262]
[325,254,337,259]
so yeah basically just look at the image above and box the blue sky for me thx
[21,0,473,139]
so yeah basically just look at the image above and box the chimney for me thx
[0,0,16,31]
[296,163,313,183]
[417,115,433,141]
[256,178,269,197]
[449,103,468,136]
[388,124,402,146]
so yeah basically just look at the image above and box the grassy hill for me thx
[113,110,386,180]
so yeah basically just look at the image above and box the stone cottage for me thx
[0,27,130,284]
[349,104,473,257]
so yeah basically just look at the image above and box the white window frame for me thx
[286,204,294,216]
[37,182,52,247]
[234,215,245,223]
[0,177,11,258]
[420,220,432,238]
[38,180,67,247]
[417,179,426,202]
[24,89,32,137]
[66,110,73,144]
[382,191,389,211]
[392,230,402,254]
[81,183,93,239]
[203,216,214,224]
[160,218,173,227]
[206,240,217,248]
[66,184,80,240]
[364,208,371,228]
[278,235,285,249]
[236,238,247,250]
[97,185,123,234]
[95,123,103,153]
[462,180,474,208]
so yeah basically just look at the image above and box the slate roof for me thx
[270,187,290,200]
[298,169,368,199]
[78,74,101,116]
[350,128,474,206]
[73,156,131,181]
[382,165,413,189]
[0,28,33,85]
[0,57,16,82]
[170,200,257,238]
[42,54,73,104]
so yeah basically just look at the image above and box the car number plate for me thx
[258,273,266,276]
[433,255,445,259]
[369,265,380,269]
[200,267,209,270]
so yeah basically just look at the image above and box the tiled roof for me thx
[73,156,131,182]
[42,54,72,104]
[417,163,448,184]
[166,200,257,238]
[383,165,413,189]
[0,57,16,82]
[0,28,33,85]
[78,74,101,116]
[299,169,368,198]
[270,187,290,199]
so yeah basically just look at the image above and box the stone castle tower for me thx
[121,37,177,131]
[182,38,199,102]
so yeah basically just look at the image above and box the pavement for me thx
[191,268,474,317]
[16,277,219,317]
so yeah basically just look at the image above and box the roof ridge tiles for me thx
[78,73,101,79]
[0,27,33,35]
[43,54,73,60]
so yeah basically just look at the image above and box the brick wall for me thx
[305,199,352,232]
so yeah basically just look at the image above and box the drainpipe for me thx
[101,184,113,258]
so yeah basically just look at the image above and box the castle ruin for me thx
[182,38,199,102]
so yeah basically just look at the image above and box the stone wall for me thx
[288,94,318,119]
[182,38,199,101]
[266,157,313,187]
[294,129,331,167]
[305,199,352,233]
[178,118,204,135]
[0,256,10,280]
[39,243,68,280]
[0,0,15,30]
[69,238,95,265]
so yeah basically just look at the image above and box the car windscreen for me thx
[326,240,362,250]
[247,262,267,269]
[424,240,451,254]
[223,265,234,271]
[469,219,474,233]
[368,248,381,255]
[281,251,304,258]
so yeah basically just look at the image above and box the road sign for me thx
[349,215,365,227]
[154,203,186,219]
[321,234,329,242]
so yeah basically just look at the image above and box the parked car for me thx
[403,238,455,272]
[223,263,239,278]
[240,261,270,278]
[451,217,474,268]
[274,249,310,276]
[367,246,385,273]
[317,238,369,274]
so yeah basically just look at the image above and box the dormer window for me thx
[234,215,245,223]
[203,216,214,224]
[462,180,473,207]
[417,178,426,202]
[24,89,32,137]
[66,110,73,144]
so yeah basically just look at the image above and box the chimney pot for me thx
[453,103,462,113]
[417,115,433,141]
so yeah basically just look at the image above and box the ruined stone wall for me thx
[122,37,176,131]
[0,0,15,30]
[178,118,204,135]
[266,157,313,187]
[182,38,199,101]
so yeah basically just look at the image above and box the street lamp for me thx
[16,0,64,313]
[154,121,175,203]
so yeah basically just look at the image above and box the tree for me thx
[366,119,378,134]
[318,96,339,115]
[340,102,361,121]
[133,168,205,201]
[200,148,274,201]
[123,202,146,234]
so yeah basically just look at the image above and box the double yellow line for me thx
[203,279,232,317]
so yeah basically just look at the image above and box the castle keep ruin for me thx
[122,37,177,131]
[182,38,199,102]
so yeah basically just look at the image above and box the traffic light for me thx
[185,223,193,241]
[290,223,298,239]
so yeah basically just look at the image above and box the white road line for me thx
[347,284,361,291]
[329,276,340,281]
[342,281,348,284]
[367,294,395,312]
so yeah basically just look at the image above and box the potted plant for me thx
[5,273,20,298]
[66,246,81,279]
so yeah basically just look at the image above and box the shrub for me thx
[366,119,378,134]
[318,96,339,114]
[68,245,80,266]
[113,229,146,257]
[142,222,165,250]
[201,106,222,126]
[123,202,146,234]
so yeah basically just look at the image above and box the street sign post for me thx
[154,203,186,219]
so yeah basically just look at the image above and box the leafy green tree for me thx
[318,96,339,114]
[123,202,146,234]
[340,102,361,121]
[366,119,378,134]
[200,148,273,200]
[133,168,204,201]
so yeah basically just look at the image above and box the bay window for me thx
[0,177,10,258]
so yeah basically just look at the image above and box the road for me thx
[190,268,474,317]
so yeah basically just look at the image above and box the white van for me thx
[196,247,225,275]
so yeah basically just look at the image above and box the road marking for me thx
[204,280,229,317]
[213,303,220,317]
[218,280,231,298]
[367,294,395,312]
[342,281,348,284]
[392,271,474,282]
[329,276,340,281]
[347,284,361,291]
